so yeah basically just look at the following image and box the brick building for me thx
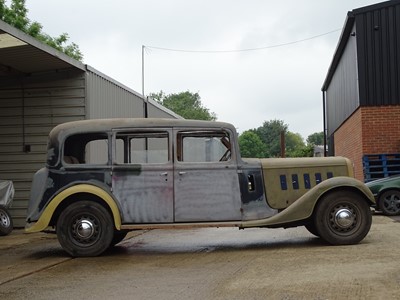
[322,0,400,181]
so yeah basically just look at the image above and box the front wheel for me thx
[0,205,13,236]
[314,191,372,245]
[56,201,114,257]
[304,221,320,237]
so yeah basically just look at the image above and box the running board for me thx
[120,221,242,230]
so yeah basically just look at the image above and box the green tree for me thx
[286,132,306,157]
[306,132,324,145]
[287,144,314,157]
[149,90,217,121]
[0,0,83,61]
[238,131,267,158]
[249,119,313,158]
[255,119,288,157]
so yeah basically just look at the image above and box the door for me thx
[173,128,242,222]
[111,129,174,223]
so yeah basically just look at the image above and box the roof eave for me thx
[321,12,355,92]
[0,19,85,72]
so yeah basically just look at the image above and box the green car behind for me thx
[366,175,400,215]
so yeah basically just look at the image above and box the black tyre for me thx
[378,190,400,216]
[304,221,320,237]
[314,191,372,245]
[0,205,13,236]
[110,230,129,247]
[56,201,114,257]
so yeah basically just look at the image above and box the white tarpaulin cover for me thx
[0,180,14,207]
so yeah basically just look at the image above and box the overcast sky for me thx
[25,0,380,139]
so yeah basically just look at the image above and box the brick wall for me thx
[334,108,364,180]
[334,105,400,181]
[361,106,400,153]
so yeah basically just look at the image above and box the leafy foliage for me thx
[0,0,83,61]
[149,90,217,121]
[238,131,267,158]
[287,144,314,157]
[286,132,306,157]
[238,119,317,158]
[306,131,324,145]
[255,119,288,157]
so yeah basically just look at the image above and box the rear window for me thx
[63,132,109,165]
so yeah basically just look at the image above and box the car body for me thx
[26,118,375,257]
[366,175,400,215]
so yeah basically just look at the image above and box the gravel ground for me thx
[0,214,399,300]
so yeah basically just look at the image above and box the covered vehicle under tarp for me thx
[0,180,14,207]
[0,180,14,235]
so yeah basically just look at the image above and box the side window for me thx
[63,133,109,165]
[115,138,125,164]
[115,132,169,164]
[85,140,108,164]
[177,131,231,163]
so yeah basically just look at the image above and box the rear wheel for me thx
[56,201,114,257]
[0,205,13,236]
[110,230,129,247]
[378,190,400,216]
[314,191,372,245]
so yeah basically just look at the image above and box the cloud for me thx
[25,0,379,139]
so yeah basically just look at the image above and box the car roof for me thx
[49,118,237,141]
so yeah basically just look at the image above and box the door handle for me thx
[178,171,186,175]
[160,172,168,176]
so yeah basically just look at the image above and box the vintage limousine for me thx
[26,118,375,257]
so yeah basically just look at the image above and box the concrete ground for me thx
[0,214,400,300]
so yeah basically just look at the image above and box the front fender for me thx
[25,184,122,233]
[241,176,375,228]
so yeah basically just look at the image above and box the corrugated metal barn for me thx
[0,20,180,227]
[322,0,400,181]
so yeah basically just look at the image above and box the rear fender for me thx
[241,176,375,228]
[25,184,121,233]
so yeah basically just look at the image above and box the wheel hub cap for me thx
[334,208,355,229]
[76,219,95,239]
[0,211,10,227]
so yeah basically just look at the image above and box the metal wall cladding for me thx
[85,67,145,119]
[326,23,359,137]
[355,4,400,106]
[324,1,400,137]
[0,70,86,227]
[147,98,183,119]
[85,68,181,120]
